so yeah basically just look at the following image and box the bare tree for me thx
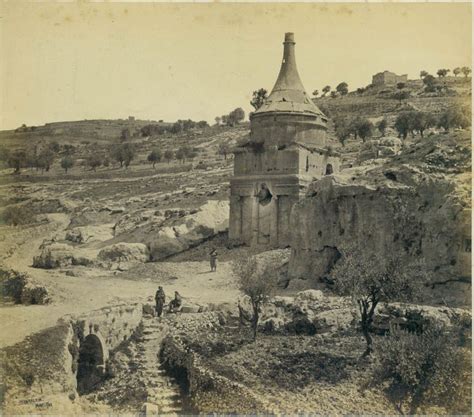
[218,143,231,160]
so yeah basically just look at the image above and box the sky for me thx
[0,1,472,130]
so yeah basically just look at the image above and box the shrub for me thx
[371,324,471,414]
[0,269,28,303]
[0,205,36,226]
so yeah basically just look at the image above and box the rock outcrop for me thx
[98,242,150,269]
[239,290,356,335]
[33,243,95,269]
[65,224,114,244]
[288,132,471,303]
[147,200,229,261]
[0,268,50,305]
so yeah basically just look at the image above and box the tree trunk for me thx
[359,298,378,357]
[251,302,259,341]
[360,303,373,357]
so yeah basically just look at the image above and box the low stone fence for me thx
[161,334,270,414]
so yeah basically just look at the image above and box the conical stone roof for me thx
[253,33,325,117]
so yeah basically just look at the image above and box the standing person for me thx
[155,286,166,318]
[209,248,218,272]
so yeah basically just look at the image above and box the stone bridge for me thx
[65,302,143,394]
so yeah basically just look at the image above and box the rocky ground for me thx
[0,121,471,414]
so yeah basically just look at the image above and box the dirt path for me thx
[0,216,240,348]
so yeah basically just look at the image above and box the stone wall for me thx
[68,302,143,354]
[1,302,144,414]
[234,148,299,176]
[161,335,270,414]
[250,113,327,148]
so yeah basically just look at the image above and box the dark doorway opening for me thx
[77,334,105,395]
[325,164,334,175]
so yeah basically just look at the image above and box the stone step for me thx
[159,405,182,414]
[148,390,181,400]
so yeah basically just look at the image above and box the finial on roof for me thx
[253,32,324,117]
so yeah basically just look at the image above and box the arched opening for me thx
[77,334,105,395]
[257,183,272,206]
[325,164,333,175]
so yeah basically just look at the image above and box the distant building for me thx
[372,70,408,86]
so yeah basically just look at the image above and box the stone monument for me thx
[229,32,340,247]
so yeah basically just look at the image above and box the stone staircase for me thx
[137,316,184,416]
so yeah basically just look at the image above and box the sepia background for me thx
[1,2,472,129]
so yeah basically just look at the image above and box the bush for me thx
[0,205,36,226]
[0,269,28,303]
[371,324,471,414]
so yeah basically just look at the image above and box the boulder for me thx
[20,283,50,305]
[295,289,325,303]
[148,232,188,261]
[142,304,156,316]
[33,243,94,269]
[146,200,230,260]
[98,243,149,264]
[312,308,356,333]
[114,211,164,236]
[181,302,202,314]
[65,224,114,244]
[102,206,126,214]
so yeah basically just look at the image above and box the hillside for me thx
[0,118,173,147]
[314,76,471,133]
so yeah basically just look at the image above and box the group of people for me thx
[154,286,183,317]
[153,248,219,318]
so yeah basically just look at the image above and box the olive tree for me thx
[61,156,74,173]
[436,68,450,78]
[232,252,277,340]
[336,82,349,96]
[250,88,268,111]
[164,149,174,164]
[330,247,428,356]
[461,66,471,77]
[322,85,331,96]
[334,117,351,146]
[147,148,162,168]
